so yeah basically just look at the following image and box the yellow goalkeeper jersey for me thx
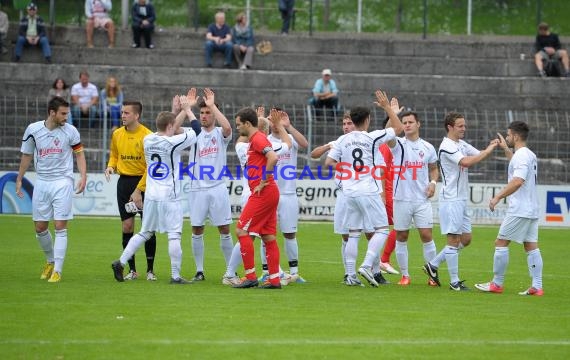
[107,124,152,191]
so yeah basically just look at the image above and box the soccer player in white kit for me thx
[386,110,439,286]
[112,93,199,283]
[259,109,309,283]
[326,90,403,287]
[423,112,499,291]
[475,121,543,296]
[187,88,234,282]
[16,96,87,283]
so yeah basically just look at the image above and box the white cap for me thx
[322,69,332,76]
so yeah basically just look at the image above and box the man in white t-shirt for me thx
[70,70,99,129]
[326,90,403,287]
[475,121,543,296]
[187,88,233,282]
[16,96,87,283]
[423,112,499,291]
[112,95,199,284]
[386,110,439,286]
[257,108,308,284]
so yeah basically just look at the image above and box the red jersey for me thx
[246,131,277,191]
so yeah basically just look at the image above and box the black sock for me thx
[145,234,156,273]
[122,232,136,272]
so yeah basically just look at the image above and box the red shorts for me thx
[238,183,279,236]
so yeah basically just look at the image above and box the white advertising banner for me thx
[1,171,568,228]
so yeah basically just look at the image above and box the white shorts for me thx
[343,194,388,231]
[498,216,538,244]
[277,193,299,233]
[334,191,348,234]
[141,199,183,234]
[32,178,73,221]
[439,200,471,235]
[91,16,113,29]
[393,200,433,231]
[188,183,233,226]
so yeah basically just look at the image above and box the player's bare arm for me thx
[426,162,439,198]
[497,132,513,160]
[310,141,334,159]
[204,88,232,137]
[489,177,525,211]
[459,139,499,168]
[375,90,403,134]
[282,112,309,149]
[15,153,33,198]
[386,97,403,148]
[75,151,87,194]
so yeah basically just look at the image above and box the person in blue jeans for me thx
[100,76,124,131]
[278,0,295,35]
[205,11,233,68]
[14,2,52,63]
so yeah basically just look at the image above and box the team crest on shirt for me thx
[212,138,217,145]
[53,137,60,147]
[419,150,424,159]
[39,137,63,157]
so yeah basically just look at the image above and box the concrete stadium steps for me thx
[1,62,568,110]
[1,44,539,77]
[11,26,543,59]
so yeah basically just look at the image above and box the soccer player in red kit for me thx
[233,107,291,289]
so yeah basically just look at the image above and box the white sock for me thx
[53,229,68,274]
[444,246,459,284]
[527,248,543,289]
[423,240,437,263]
[191,234,204,272]
[36,230,54,263]
[362,230,388,269]
[120,232,150,265]
[225,242,243,277]
[395,241,409,277]
[341,239,347,275]
[168,235,182,280]
[372,255,380,274]
[430,248,447,268]
[492,247,509,286]
[285,238,299,274]
[345,232,359,276]
[260,241,267,267]
[220,233,233,266]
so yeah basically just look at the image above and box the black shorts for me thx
[117,175,145,221]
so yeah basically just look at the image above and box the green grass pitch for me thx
[1,215,569,359]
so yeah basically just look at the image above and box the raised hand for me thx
[256,106,265,119]
[179,93,191,110]
[374,89,390,109]
[171,95,181,114]
[269,108,282,128]
[279,110,291,129]
[185,87,199,108]
[497,132,508,150]
[390,97,403,114]
[203,88,215,107]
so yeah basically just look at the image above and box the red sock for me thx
[238,234,256,280]
[264,240,280,285]
[381,230,397,263]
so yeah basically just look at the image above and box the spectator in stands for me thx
[14,2,52,64]
[534,22,569,78]
[0,5,8,56]
[100,76,124,131]
[232,12,255,70]
[310,69,339,111]
[71,70,99,128]
[278,0,295,35]
[48,78,71,102]
[131,0,155,49]
[205,11,233,68]
[48,78,73,125]
[85,0,115,49]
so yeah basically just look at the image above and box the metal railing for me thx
[1,96,568,184]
